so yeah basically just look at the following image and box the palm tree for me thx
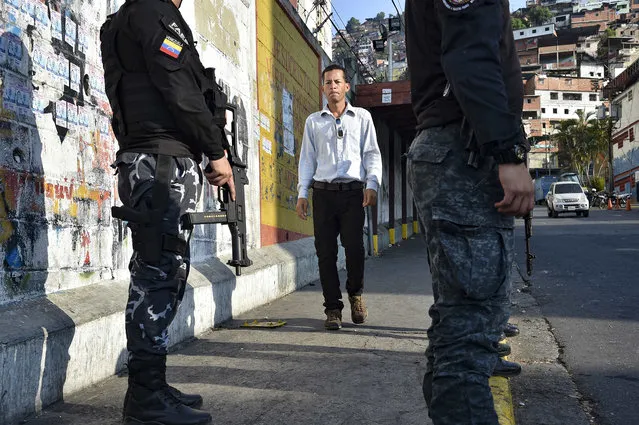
[552,109,609,185]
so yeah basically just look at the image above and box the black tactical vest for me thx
[100,3,175,140]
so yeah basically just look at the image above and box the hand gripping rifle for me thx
[181,103,253,275]
[524,212,535,277]
[180,68,252,275]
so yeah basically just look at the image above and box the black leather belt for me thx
[312,181,365,191]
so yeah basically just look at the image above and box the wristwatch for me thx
[493,144,527,165]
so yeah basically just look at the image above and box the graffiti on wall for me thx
[0,0,117,303]
[257,0,320,245]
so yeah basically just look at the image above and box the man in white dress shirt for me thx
[296,64,383,330]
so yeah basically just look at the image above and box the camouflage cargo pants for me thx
[114,153,201,366]
[407,124,514,425]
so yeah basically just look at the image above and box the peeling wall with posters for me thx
[257,0,322,246]
[0,0,119,306]
[0,0,259,306]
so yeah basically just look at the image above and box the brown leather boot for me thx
[348,295,368,324]
[324,309,342,330]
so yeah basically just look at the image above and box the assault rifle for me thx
[524,213,535,276]
[181,103,253,276]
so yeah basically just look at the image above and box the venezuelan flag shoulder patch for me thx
[160,35,183,59]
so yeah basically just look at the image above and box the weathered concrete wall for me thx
[0,0,263,305]
[293,0,332,59]
[256,0,333,245]
[0,0,121,306]
[180,0,261,261]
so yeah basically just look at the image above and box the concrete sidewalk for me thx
[24,237,435,425]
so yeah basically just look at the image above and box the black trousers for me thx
[312,187,366,312]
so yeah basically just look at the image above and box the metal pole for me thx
[608,116,614,193]
[547,141,551,175]
[387,37,393,81]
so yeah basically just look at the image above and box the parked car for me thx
[546,182,590,218]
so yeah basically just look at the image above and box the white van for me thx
[546,182,590,218]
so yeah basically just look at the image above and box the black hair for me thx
[321,64,348,83]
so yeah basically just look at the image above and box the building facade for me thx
[607,60,639,194]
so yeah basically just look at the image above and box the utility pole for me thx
[599,103,616,193]
[387,36,393,81]
[608,115,614,193]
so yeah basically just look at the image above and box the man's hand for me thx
[495,163,534,217]
[363,189,377,207]
[205,157,236,201]
[296,198,309,220]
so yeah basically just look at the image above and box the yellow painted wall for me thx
[256,0,320,244]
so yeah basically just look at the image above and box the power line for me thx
[321,3,377,81]
[330,3,350,33]
[328,18,376,81]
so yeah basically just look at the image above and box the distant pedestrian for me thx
[296,64,383,331]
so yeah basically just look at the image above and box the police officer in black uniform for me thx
[405,0,534,423]
[100,0,234,423]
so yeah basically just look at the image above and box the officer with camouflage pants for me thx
[407,127,519,423]
[405,0,534,423]
[114,152,201,402]
[101,0,235,423]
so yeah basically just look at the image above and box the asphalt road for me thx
[515,206,639,425]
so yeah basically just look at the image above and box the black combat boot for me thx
[123,385,211,425]
[165,386,203,409]
[503,323,520,338]
[123,357,211,425]
[497,342,511,357]
[124,386,203,412]
[127,355,203,408]
[492,358,522,377]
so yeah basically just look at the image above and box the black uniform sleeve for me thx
[129,3,225,160]
[435,0,525,155]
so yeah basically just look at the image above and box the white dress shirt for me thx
[297,102,383,199]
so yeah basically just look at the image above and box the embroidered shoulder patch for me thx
[442,0,475,11]
[169,21,188,44]
[159,35,183,59]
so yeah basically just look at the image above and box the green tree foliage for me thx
[527,6,552,26]
[511,17,528,30]
[596,28,616,62]
[376,12,385,22]
[553,109,611,186]
[346,17,361,34]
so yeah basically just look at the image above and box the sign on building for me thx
[382,88,392,104]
